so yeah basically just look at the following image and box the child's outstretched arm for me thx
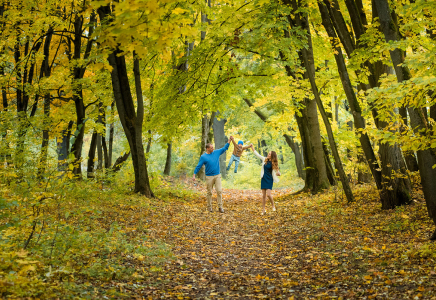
[242,143,252,150]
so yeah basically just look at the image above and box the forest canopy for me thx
[1,0,436,298]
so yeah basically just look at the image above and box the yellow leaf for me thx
[172,7,186,15]
[19,265,35,274]
[15,249,28,258]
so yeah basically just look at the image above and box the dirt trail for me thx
[140,187,436,299]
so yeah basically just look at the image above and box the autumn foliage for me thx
[1,0,436,298]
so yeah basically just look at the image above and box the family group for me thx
[193,136,281,215]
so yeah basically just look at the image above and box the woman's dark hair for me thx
[265,151,279,171]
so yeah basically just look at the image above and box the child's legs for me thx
[266,189,275,207]
[234,157,240,171]
[261,189,267,211]
[227,154,235,169]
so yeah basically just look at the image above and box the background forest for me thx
[1,0,436,298]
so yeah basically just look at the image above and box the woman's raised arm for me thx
[251,145,265,161]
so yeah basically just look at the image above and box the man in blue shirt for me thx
[193,136,233,213]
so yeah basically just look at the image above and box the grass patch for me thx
[0,175,173,298]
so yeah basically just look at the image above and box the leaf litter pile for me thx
[132,182,436,299]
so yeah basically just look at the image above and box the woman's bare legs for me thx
[261,189,267,214]
[266,189,276,211]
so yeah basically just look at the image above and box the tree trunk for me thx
[196,114,209,181]
[37,94,51,177]
[212,113,227,178]
[37,28,54,178]
[305,98,331,193]
[322,142,336,186]
[112,151,131,172]
[291,11,352,197]
[70,94,86,177]
[208,112,216,144]
[0,4,6,110]
[98,6,154,197]
[87,132,98,178]
[334,96,339,125]
[57,121,73,171]
[324,0,411,206]
[102,135,109,169]
[284,134,305,179]
[378,142,411,208]
[302,57,350,196]
[374,0,436,235]
[357,154,372,184]
[69,13,96,177]
[13,31,43,168]
[399,107,419,172]
[96,102,104,170]
[279,39,329,193]
[163,143,172,175]
[295,111,316,192]
[96,136,103,170]
[197,110,217,179]
[261,139,268,157]
[108,101,115,167]
[317,0,383,190]
[146,130,152,156]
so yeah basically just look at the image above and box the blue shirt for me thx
[194,143,230,176]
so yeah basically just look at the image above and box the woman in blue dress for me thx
[251,145,281,215]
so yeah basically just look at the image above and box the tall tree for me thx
[97,6,154,197]
[69,12,97,176]
[37,28,54,177]
[212,113,228,178]
[321,0,413,208]
[373,0,436,239]
[163,143,172,176]
[283,1,353,202]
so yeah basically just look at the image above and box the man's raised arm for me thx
[230,137,238,147]
[217,136,233,155]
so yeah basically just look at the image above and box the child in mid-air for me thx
[227,139,252,173]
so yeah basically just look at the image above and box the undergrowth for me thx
[0,164,185,298]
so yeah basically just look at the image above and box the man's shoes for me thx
[219,208,225,213]
[226,167,230,171]
[234,170,237,173]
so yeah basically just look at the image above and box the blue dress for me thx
[261,161,274,190]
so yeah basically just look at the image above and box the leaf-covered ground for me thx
[4,178,435,299]
[132,181,436,299]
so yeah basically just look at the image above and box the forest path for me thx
[140,186,435,299]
